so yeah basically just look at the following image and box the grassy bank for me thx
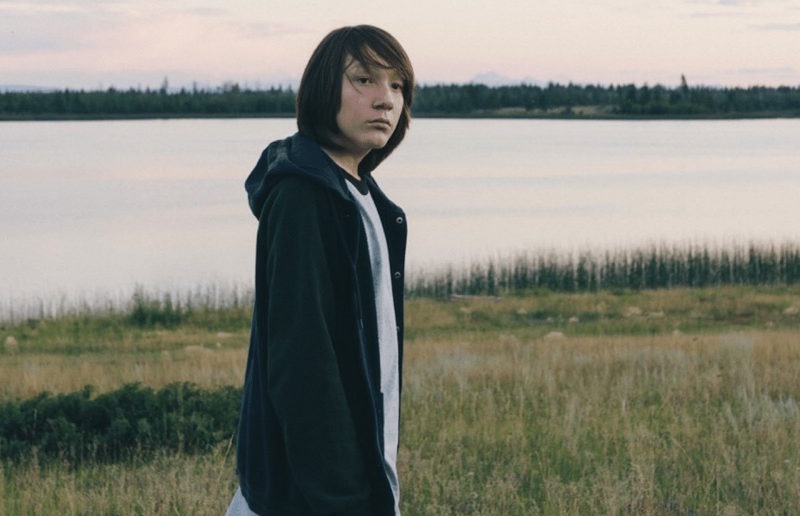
[3,286,800,513]
[3,286,799,399]
[3,242,798,324]
[1,447,237,515]
[402,328,800,514]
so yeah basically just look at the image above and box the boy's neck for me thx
[321,147,365,180]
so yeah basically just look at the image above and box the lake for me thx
[2,118,800,310]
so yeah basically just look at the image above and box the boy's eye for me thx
[357,77,371,84]
[392,82,403,90]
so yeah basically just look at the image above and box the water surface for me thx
[2,118,799,306]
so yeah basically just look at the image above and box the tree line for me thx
[2,77,800,119]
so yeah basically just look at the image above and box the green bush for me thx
[128,290,184,328]
[0,383,241,464]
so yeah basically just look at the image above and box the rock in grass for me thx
[4,336,19,354]
[183,345,213,356]
[783,306,799,316]
[544,331,565,340]
[622,306,642,318]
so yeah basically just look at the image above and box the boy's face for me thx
[334,54,404,160]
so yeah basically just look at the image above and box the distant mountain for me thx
[469,71,544,87]
[0,84,58,93]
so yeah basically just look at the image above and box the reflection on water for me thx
[1,118,799,302]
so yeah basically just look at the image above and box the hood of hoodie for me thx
[245,132,352,219]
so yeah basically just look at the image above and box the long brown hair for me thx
[296,25,415,174]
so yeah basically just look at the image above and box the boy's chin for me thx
[366,135,391,150]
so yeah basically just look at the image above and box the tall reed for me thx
[406,242,800,298]
[1,283,253,326]
[4,242,800,323]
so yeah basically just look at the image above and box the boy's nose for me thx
[373,84,395,110]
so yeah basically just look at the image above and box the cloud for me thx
[0,1,306,65]
[683,0,756,19]
[753,22,800,31]
[0,0,129,14]
[0,4,124,55]
[685,0,795,8]
[685,0,742,5]
[688,10,748,17]
[735,66,796,75]
[226,21,312,40]
[686,0,783,5]
[684,0,800,22]
[177,6,228,17]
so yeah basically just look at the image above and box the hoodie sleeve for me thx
[260,176,373,515]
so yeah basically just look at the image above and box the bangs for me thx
[346,38,412,85]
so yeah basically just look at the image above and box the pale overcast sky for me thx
[2,0,800,90]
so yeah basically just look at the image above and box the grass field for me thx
[2,286,800,514]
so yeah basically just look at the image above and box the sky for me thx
[2,0,800,90]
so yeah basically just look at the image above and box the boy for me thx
[227,25,414,515]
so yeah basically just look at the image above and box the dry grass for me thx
[0,345,247,400]
[3,287,800,514]
[1,444,238,515]
[400,329,800,514]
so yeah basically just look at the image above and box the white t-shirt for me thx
[345,176,401,515]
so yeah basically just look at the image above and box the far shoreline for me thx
[2,110,800,122]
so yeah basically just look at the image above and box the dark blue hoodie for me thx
[236,133,406,515]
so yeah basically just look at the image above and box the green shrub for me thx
[128,290,184,328]
[0,383,241,464]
